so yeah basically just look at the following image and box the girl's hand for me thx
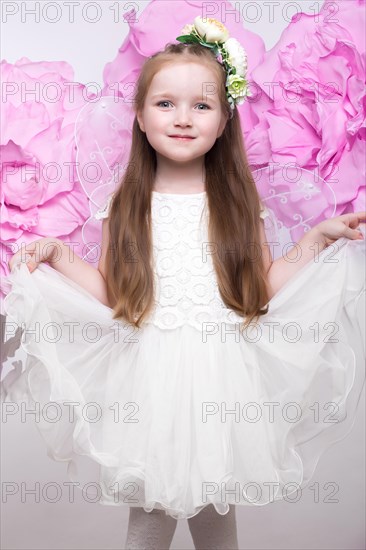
[316,211,366,247]
[8,237,61,273]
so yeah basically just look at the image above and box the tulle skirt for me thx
[1,234,365,520]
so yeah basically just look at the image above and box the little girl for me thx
[3,17,366,550]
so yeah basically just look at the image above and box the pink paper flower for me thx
[0,59,92,311]
[248,0,365,215]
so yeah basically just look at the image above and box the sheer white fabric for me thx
[2,190,364,520]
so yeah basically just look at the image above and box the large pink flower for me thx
[248,0,365,215]
[0,59,92,311]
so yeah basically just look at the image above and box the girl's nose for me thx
[174,107,192,126]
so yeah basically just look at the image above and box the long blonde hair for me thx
[105,42,270,329]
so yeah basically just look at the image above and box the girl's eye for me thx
[156,101,210,110]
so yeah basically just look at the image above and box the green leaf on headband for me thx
[176,35,200,44]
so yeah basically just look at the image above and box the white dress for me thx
[2,190,365,520]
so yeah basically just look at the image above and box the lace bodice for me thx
[94,191,270,331]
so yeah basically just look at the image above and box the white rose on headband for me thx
[180,23,194,35]
[223,38,248,77]
[226,74,249,103]
[193,16,229,43]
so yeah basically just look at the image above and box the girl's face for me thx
[137,61,228,166]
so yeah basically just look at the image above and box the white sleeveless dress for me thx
[2,190,365,520]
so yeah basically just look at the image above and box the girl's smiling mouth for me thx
[169,135,196,140]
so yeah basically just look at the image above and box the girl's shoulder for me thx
[94,192,115,220]
[93,193,270,220]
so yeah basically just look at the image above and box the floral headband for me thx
[176,16,251,113]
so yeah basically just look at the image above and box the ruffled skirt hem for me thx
[1,234,365,519]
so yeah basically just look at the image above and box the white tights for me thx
[124,504,239,549]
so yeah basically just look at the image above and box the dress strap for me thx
[259,201,270,219]
[94,193,114,220]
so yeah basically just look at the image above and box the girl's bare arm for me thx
[9,218,111,307]
[50,216,111,306]
[258,218,326,299]
[263,211,365,299]
[265,225,326,299]
[46,237,109,306]
[19,216,111,307]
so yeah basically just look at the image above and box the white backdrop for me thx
[1,1,365,549]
